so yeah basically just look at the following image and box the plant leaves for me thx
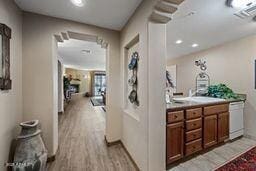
[207,84,238,99]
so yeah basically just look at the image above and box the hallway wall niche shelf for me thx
[123,34,140,120]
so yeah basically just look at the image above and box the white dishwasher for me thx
[229,101,245,140]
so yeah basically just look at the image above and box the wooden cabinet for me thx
[166,122,184,164]
[203,104,229,148]
[186,118,202,131]
[204,104,229,116]
[218,112,229,142]
[166,103,229,166]
[186,128,202,142]
[203,115,218,148]
[167,111,184,123]
[185,139,202,156]
[186,108,202,119]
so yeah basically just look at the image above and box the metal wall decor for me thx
[195,59,210,96]
[195,59,207,71]
[128,52,139,106]
[0,23,12,90]
[196,72,210,95]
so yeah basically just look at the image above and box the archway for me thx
[53,30,115,151]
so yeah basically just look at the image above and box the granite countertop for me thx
[166,94,246,111]
[226,94,246,103]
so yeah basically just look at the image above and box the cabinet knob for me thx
[174,115,178,119]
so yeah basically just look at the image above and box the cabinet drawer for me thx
[185,139,202,156]
[204,104,229,116]
[186,108,202,120]
[186,118,202,131]
[186,128,202,142]
[167,111,184,123]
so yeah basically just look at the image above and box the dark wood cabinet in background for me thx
[203,115,218,148]
[166,122,184,164]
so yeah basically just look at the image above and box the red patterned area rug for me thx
[215,146,256,171]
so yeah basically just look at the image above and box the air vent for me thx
[235,3,256,19]
[81,50,91,54]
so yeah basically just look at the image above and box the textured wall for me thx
[22,12,121,156]
[120,0,166,170]
[0,0,23,170]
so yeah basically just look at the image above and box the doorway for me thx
[57,38,106,103]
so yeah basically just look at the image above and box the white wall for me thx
[168,35,256,140]
[57,60,64,113]
[148,22,166,171]
[22,12,121,156]
[52,38,59,154]
[0,0,23,170]
[120,0,166,170]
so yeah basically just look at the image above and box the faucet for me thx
[189,89,198,97]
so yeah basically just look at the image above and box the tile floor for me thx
[169,137,256,171]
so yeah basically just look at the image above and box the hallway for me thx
[47,96,137,171]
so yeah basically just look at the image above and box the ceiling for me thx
[167,0,256,59]
[14,0,142,30]
[58,39,106,71]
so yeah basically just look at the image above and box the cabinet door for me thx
[218,112,229,142]
[166,122,184,164]
[203,115,218,148]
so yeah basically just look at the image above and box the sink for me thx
[173,96,225,103]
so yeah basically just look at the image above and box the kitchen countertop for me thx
[166,94,246,111]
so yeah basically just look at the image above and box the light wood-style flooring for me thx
[169,137,256,171]
[47,96,137,171]
[47,96,256,171]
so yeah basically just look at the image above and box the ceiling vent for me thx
[234,3,256,19]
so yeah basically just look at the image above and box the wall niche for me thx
[124,34,140,121]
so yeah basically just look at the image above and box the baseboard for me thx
[47,146,58,163]
[104,136,121,146]
[58,111,64,115]
[244,134,256,141]
[47,155,56,163]
[104,136,140,171]
[119,141,140,171]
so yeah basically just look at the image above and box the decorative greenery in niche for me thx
[207,84,238,99]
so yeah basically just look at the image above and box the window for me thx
[94,74,106,96]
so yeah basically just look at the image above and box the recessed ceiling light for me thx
[192,44,199,48]
[71,0,85,7]
[175,40,183,44]
[227,0,255,8]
